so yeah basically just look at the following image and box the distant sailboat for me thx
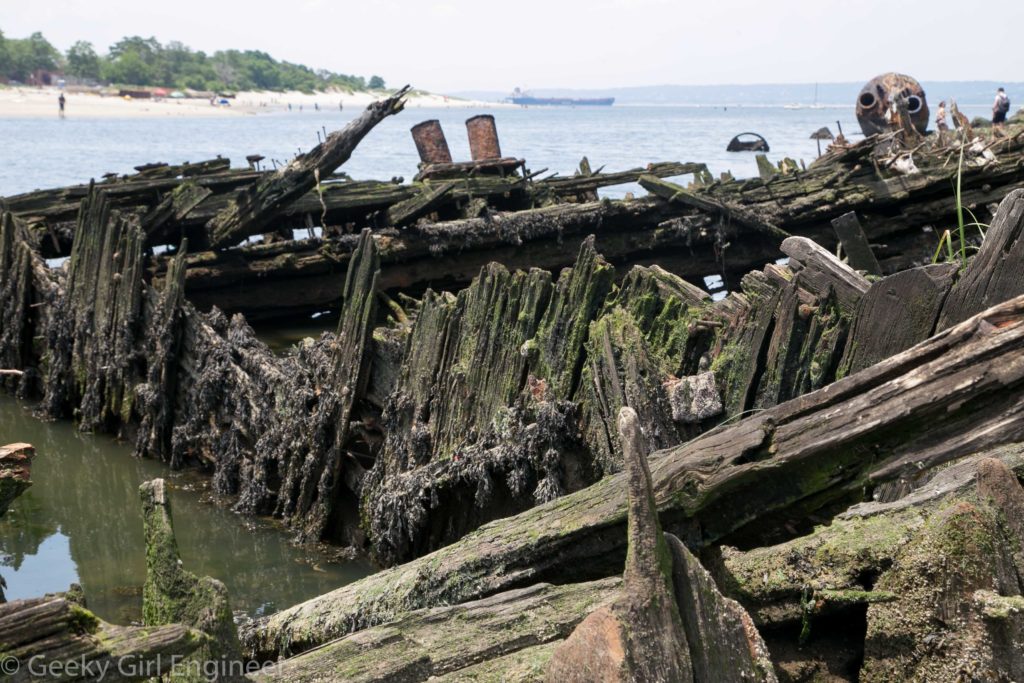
[809,83,826,110]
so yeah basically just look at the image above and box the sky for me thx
[3,0,1022,93]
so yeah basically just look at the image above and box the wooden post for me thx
[831,211,882,275]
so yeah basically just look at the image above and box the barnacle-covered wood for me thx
[244,293,1024,660]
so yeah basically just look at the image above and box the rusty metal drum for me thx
[411,120,453,164]
[466,115,502,161]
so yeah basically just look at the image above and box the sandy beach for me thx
[0,86,507,119]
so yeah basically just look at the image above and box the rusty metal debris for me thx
[726,132,770,152]
[856,72,929,136]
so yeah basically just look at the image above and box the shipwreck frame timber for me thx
[1,100,1024,593]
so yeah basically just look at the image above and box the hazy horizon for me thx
[3,0,1022,93]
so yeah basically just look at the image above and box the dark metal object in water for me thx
[726,132,770,152]
[810,127,835,156]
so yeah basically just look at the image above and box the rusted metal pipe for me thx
[466,115,502,161]
[411,120,453,164]
[856,73,930,136]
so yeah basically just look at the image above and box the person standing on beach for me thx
[935,101,948,131]
[993,88,1010,126]
[58,93,66,119]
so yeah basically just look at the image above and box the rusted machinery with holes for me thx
[856,72,930,136]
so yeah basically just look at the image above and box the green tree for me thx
[108,35,161,61]
[0,30,9,79]
[25,32,60,71]
[66,41,100,80]
[5,32,60,82]
[368,75,385,89]
[102,50,152,85]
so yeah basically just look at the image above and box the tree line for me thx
[0,29,386,93]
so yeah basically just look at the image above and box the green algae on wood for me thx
[140,479,241,680]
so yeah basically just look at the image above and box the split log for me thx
[0,594,205,682]
[244,294,1024,660]
[206,87,410,248]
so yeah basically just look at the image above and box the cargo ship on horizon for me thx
[508,87,614,106]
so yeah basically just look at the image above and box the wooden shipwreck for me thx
[2,92,1024,680]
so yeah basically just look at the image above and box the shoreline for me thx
[0,86,510,120]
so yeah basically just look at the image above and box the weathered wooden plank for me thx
[838,263,958,376]
[781,236,870,313]
[831,211,882,275]
[938,188,1024,329]
[253,579,619,682]
[386,181,456,226]
[638,174,788,239]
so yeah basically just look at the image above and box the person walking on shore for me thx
[993,88,1010,126]
[935,101,948,131]
[58,93,66,119]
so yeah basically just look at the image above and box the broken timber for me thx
[206,86,411,248]
[243,291,1024,659]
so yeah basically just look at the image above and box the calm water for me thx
[0,103,993,197]
[0,395,371,624]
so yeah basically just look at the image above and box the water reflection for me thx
[0,394,371,624]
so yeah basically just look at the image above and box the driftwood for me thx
[2,187,1023,578]
[2,101,1024,681]
[8,120,1022,321]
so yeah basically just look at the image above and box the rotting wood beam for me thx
[206,87,411,248]
[243,293,1024,660]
